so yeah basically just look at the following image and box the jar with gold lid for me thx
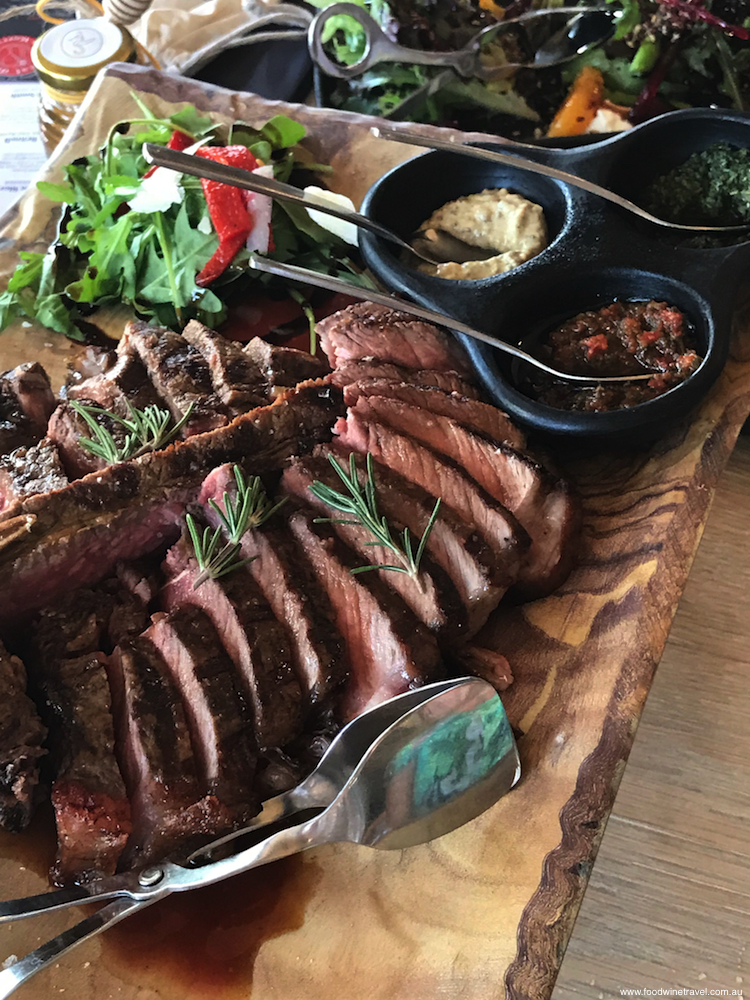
[31,17,139,153]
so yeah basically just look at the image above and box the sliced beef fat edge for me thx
[282,456,469,644]
[319,441,507,637]
[287,506,443,721]
[334,411,528,592]
[0,640,47,833]
[349,395,579,598]
[161,540,303,751]
[0,382,342,632]
[317,301,473,376]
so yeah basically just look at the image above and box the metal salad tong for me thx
[0,677,520,998]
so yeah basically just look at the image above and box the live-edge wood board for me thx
[1,63,749,1000]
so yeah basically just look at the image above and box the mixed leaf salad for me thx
[0,96,370,343]
[311,0,750,137]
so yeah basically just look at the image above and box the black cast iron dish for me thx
[358,108,750,443]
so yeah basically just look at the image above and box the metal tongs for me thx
[0,678,520,998]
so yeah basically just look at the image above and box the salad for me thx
[311,0,750,138]
[0,96,370,344]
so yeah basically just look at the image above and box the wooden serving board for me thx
[2,63,750,1000]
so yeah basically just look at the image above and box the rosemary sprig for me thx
[188,465,287,588]
[309,453,441,580]
[71,399,194,464]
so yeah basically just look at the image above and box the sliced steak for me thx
[1,363,56,454]
[47,399,122,479]
[329,360,480,397]
[63,345,116,394]
[0,640,46,832]
[348,395,579,598]
[64,348,161,414]
[181,321,268,414]
[161,540,303,750]
[0,382,341,629]
[120,321,231,436]
[321,441,509,636]
[107,636,235,867]
[287,506,443,720]
[454,644,514,691]
[147,607,258,818]
[0,438,68,513]
[342,380,526,450]
[317,301,472,376]
[35,652,132,886]
[243,338,330,395]
[282,456,468,643]
[6,363,57,434]
[336,411,528,589]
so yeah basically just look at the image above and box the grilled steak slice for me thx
[65,348,162,413]
[0,640,46,832]
[282,456,468,643]
[342,381,526,450]
[243,338,330,394]
[1,363,56,453]
[161,541,303,750]
[6,363,57,434]
[0,438,68,513]
[348,395,579,598]
[47,399,123,479]
[321,442,508,636]
[120,321,231,436]
[329,360,480,397]
[336,411,528,588]
[455,645,514,691]
[287,506,443,720]
[317,302,472,376]
[0,383,341,629]
[36,652,132,886]
[63,345,116,393]
[181,321,268,414]
[107,636,236,867]
[147,607,258,816]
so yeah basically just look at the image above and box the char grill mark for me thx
[317,301,473,376]
[121,321,231,436]
[342,379,526,451]
[0,438,68,514]
[240,523,347,712]
[243,338,330,396]
[329,360,481,398]
[336,410,528,584]
[0,383,342,628]
[146,607,258,818]
[349,395,579,598]
[107,636,236,867]
[287,506,443,720]
[282,456,469,643]
[161,541,303,750]
[181,321,269,414]
[0,639,46,833]
[321,442,507,636]
[0,363,56,454]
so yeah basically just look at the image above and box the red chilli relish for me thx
[527,300,702,412]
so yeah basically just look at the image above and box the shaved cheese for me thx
[303,186,359,246]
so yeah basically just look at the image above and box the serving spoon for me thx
[143,143,494,266]
[0,678,518,998]
[370,123,750,235]
[247,254,661,384]
[308,4,619,82]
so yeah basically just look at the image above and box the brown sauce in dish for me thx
[525,299,702,411]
